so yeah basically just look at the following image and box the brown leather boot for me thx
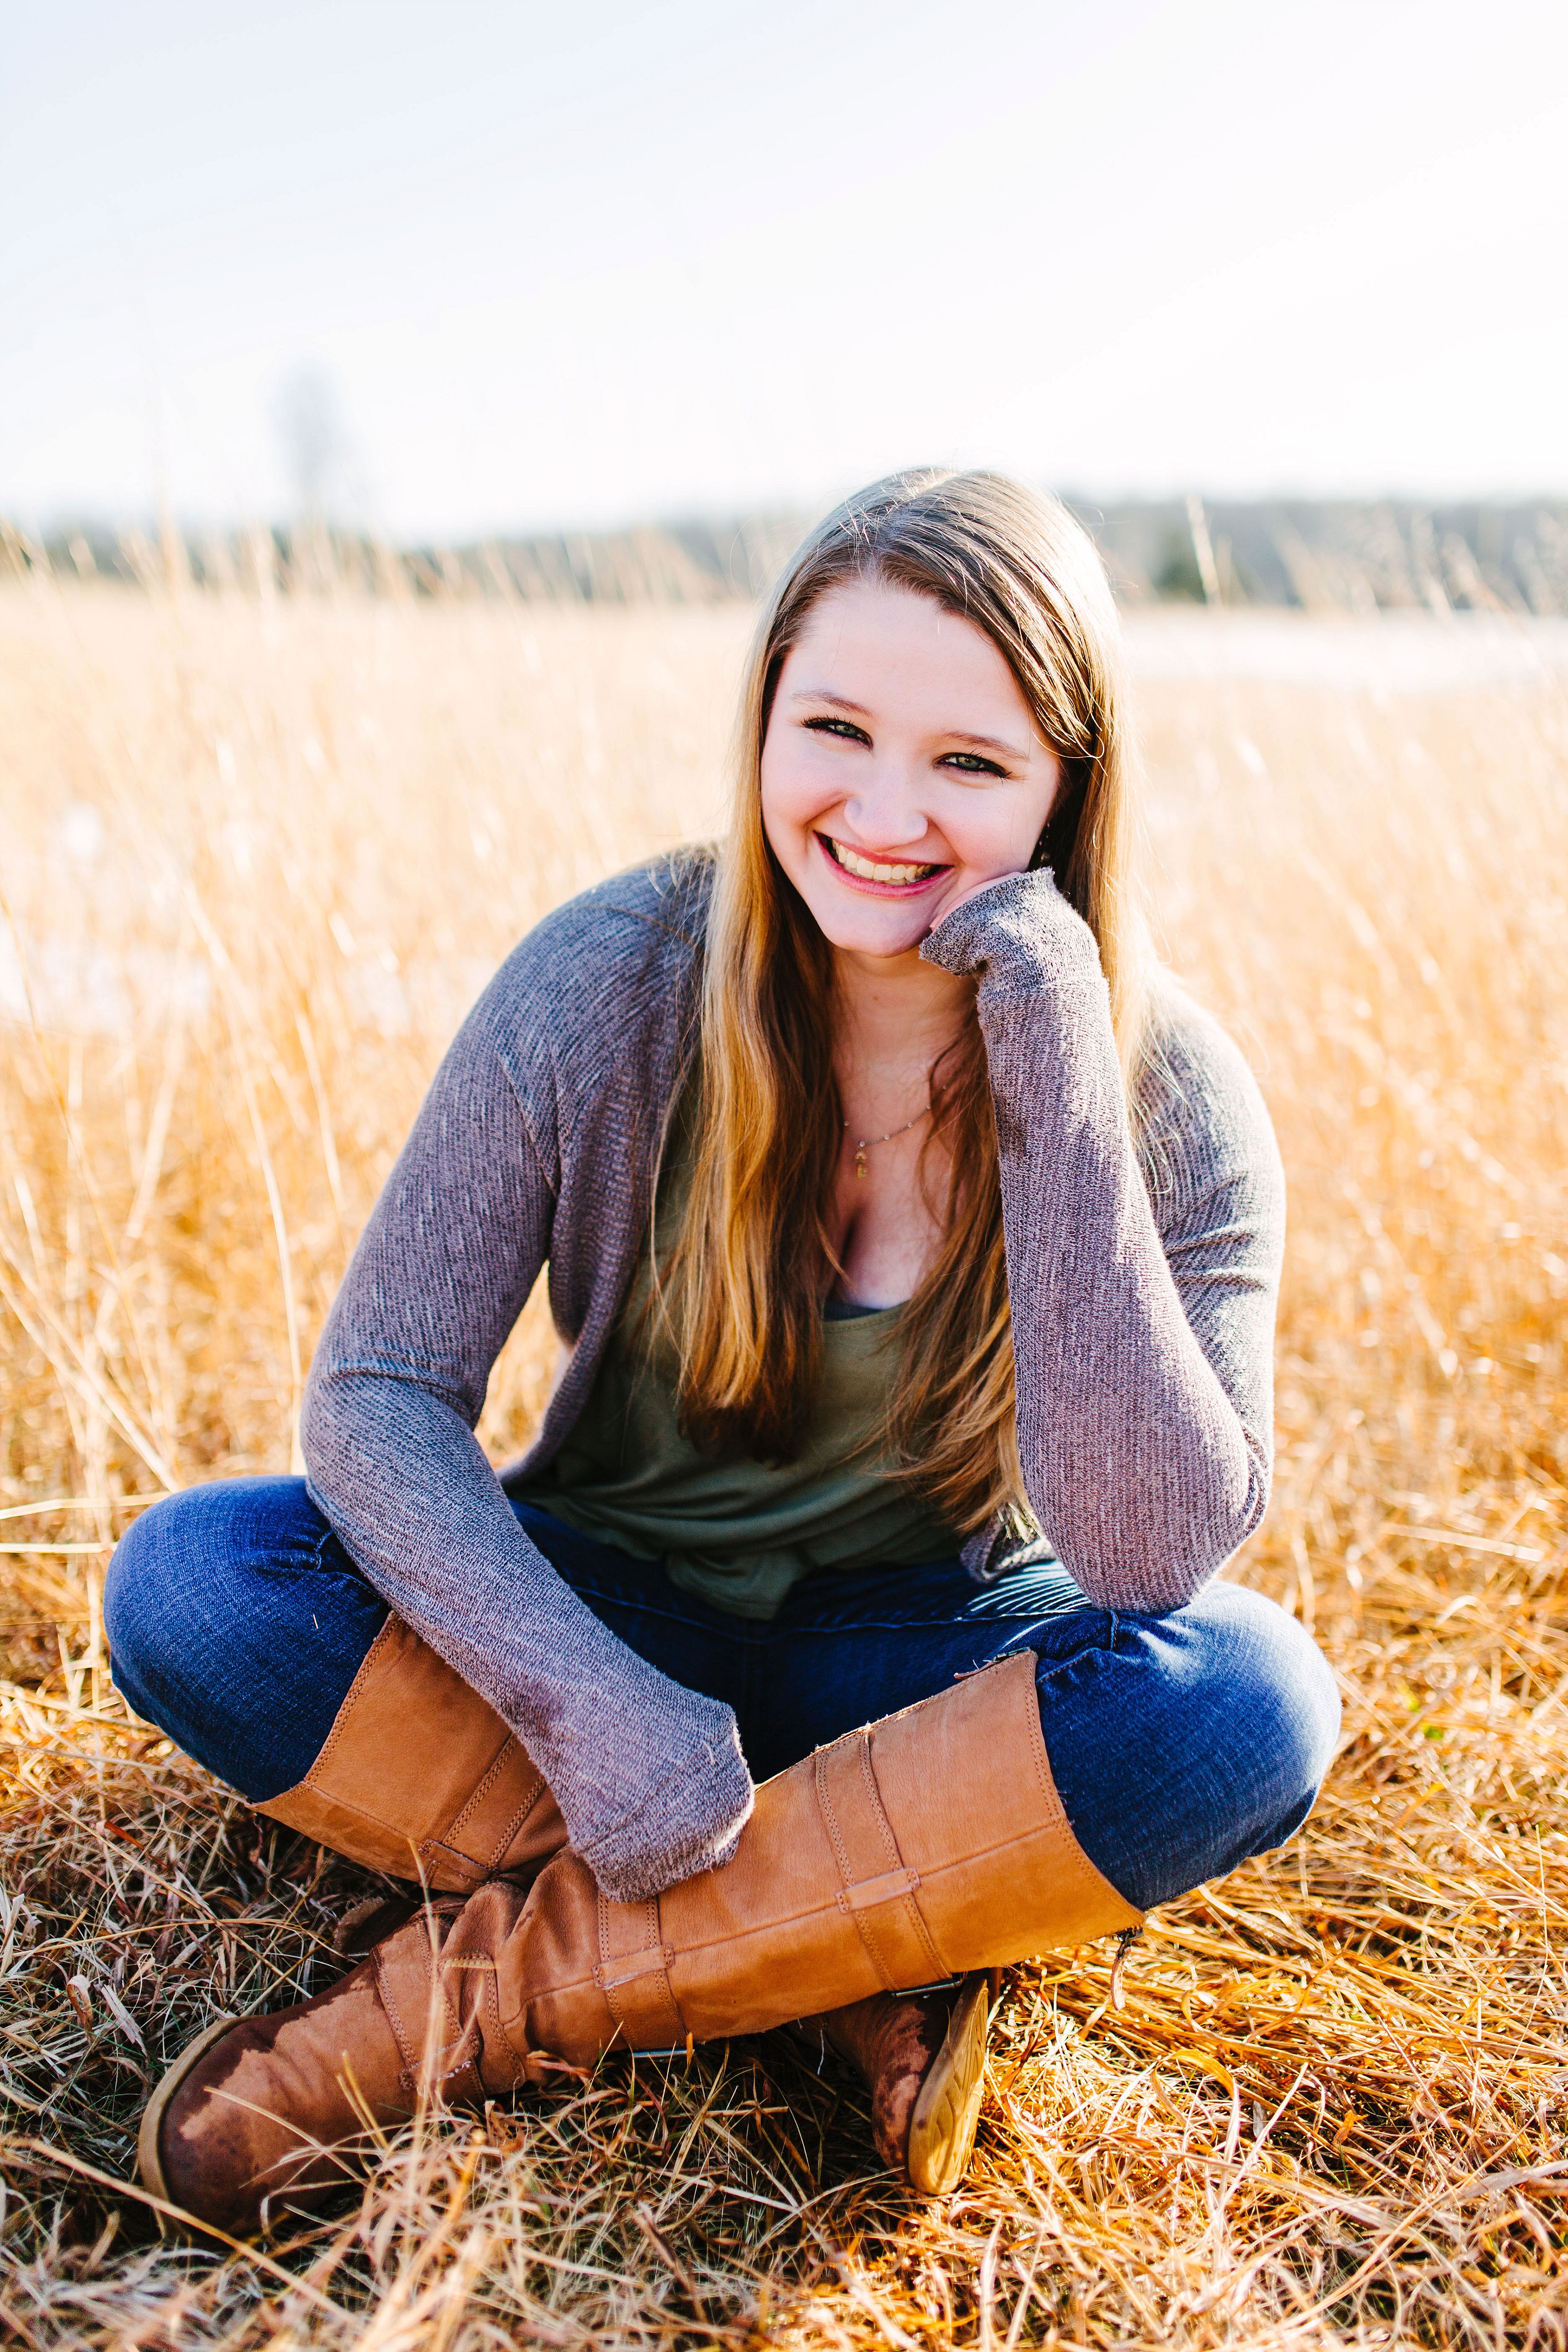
[142,1652,1138,2231]
[786,1973,995,2193]
[254,1608,991,2192]
[258,1617,565,1892]
[140,1940,431,2232]
[139,1882,571,2233]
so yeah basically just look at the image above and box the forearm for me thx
[993,1031,1270,1604]
[924,874,1281,1610]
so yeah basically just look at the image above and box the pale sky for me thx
[3,0,1564,538]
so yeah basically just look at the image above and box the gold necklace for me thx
[845,1103,932,1181]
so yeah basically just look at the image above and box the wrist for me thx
[921,868,1102,992]
[580,1715,754,1900]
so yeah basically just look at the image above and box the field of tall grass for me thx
[1,574,1565,2349]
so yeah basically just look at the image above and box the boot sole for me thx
[138,2015,240,2206]
[906,1973,990,2195]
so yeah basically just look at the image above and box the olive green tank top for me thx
[512,1090,960,1621]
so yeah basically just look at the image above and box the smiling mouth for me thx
[817,833,947,889]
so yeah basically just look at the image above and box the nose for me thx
[842,761,931,853]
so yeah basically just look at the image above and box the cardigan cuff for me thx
[920,868,1103,994]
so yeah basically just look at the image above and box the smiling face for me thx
[758,577,1060,962]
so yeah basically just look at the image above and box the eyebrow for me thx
[787,691,1031,762]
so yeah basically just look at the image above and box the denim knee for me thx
[104,1475,387,1801]
[1040,1580,1342,1913]
[104,1484,224,1717]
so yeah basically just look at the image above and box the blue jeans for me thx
[104,1477,1340,1914]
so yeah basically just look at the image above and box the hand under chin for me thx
[922,866,1034,934]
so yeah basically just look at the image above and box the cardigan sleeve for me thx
[300,948,754,1900]
[922,870,1285,1613]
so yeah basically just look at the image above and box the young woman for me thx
[106,470,1340,2235]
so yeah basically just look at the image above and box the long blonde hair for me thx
[660,468,1150,1534]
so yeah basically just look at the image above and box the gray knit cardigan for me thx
[301,855,1285,1900]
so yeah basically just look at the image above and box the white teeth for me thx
[825,836,937,886]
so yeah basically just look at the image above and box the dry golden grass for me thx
[1,577,1566,2349]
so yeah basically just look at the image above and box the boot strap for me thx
[593,1893,685,2052]
[593,1723,952,2053]
[814,1731,949,1992]
[375,1930,480,2096]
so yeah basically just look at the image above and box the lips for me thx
[818,832,946,889]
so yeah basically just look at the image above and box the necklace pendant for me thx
[854,1146,867,1180]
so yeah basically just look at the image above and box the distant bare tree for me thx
[273,365,353,520]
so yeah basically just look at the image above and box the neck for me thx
[830,941,973,1099]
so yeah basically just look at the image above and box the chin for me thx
[801,896,932,959]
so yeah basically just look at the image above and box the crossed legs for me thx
[106,1479,1340,2225]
